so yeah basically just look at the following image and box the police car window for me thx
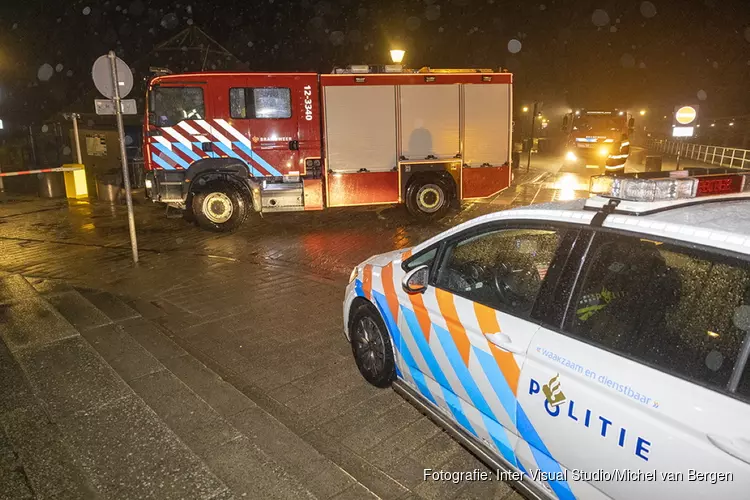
[230,88,292,119]
[404,248,437,272]
[567,232,750,394]
[151,87,205,126]
[435,228,563,315]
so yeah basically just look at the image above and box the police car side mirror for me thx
[402,265,429,294]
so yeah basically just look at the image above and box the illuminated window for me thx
[230,87,291,119]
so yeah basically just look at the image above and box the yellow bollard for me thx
[63,164,88,199]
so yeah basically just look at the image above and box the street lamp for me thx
[522,106,529,113]
[639,109,647,116]
[390,49,405,64]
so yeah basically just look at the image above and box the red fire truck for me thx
[143,66,513,231]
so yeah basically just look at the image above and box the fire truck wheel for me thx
[191,181,249,232]
[349,302,395,388]
[406,177,451,221]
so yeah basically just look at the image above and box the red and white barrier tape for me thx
[0,166,83,178]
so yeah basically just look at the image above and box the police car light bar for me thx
[590,172,750,202]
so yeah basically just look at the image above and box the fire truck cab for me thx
[562,109,635,172]
[144,66,513,231]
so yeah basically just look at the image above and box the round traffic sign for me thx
[92,54,133,99]
[675,106,697,125]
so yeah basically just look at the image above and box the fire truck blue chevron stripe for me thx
[192,143,219,159]
[517,407,576,500]
[401,306,477,436]
[150,152,175,170]
[152,143,190,168]
[232,142,282,177]
[472,347,518,427]
[432,324,517,464]
[212,142,264,177]
[370,290,437,406]
[174,142,202,162]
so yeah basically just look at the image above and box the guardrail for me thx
[647,139,750,170]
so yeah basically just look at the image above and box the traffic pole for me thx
[526,101,538,172]
[71,113,83,165]
[108,50,139,264]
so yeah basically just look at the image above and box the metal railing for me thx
[648,139,750,170]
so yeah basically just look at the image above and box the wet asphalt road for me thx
[0,150,678,282]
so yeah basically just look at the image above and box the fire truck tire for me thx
[405,176,452,221]
[349,302,396,388]
[191,181,249,232]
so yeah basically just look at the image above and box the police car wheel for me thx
[192,181,249,232]
[350,303,395,388]
[406,177,451,221]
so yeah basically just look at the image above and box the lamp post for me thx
[527,102,540,172]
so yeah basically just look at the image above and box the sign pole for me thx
[71,113,83,165]
[527,101,538,172]
[108,51,139,264]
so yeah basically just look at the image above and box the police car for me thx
[343,170,750,500]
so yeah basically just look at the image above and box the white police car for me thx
[343,170,750,499]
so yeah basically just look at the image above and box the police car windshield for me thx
[149,86,205,127]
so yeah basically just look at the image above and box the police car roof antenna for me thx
[591,198,621,227]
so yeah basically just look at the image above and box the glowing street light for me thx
[522,106,529,113]
[639,109,647,116]
[729,122,735,126]
[390,49,405,64]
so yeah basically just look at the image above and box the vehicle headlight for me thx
[349,266,359,284]
[565,151,577,162]
[598,146,609,157]
[145,179,153,189]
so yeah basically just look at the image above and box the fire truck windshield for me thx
[149,87,205,127]
[573,115,624,135]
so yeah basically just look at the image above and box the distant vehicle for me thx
[562,109,634,172]
[142,66,514,231]
[344,169,750,500]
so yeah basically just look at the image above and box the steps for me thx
[0,274,356,499]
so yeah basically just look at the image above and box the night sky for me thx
[0,0,748,127]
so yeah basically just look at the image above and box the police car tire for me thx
[405,176,451,221]
[350,303,396,388]
[192,181,249,232]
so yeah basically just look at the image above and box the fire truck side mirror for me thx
[562,115,569,132]
[628,117,635,133]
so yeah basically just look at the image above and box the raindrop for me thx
[12,23,18,30]
[640,1,657,18]
[507,39,522,54]
[66,70,74,77]
[87,120,95,127]
[425,5,440,21]
[115,5,122,11]
[438,26,444,33]
[712,61,719,69]
[329,31,345,46]
[610,26,617,33]
[41,124,49,133]
[620,53,636,68]
[247,41,254,47]
[57,18,62,23]
[63,146,72,156]
[591,9,610,27]
[406,16,421,31]
[357,8,367,19]
[161,12,179,29]
[55,64,64,73]
[187,5,193,14]
[705,350,723,371]
[540,4,546,10]
[124,135,134,146]
[82,6,91,15]
[638,61,646,69]
[176,237,184,244]
[37,64,54,82]
[187,19,194,25]
[697,89,708,101]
